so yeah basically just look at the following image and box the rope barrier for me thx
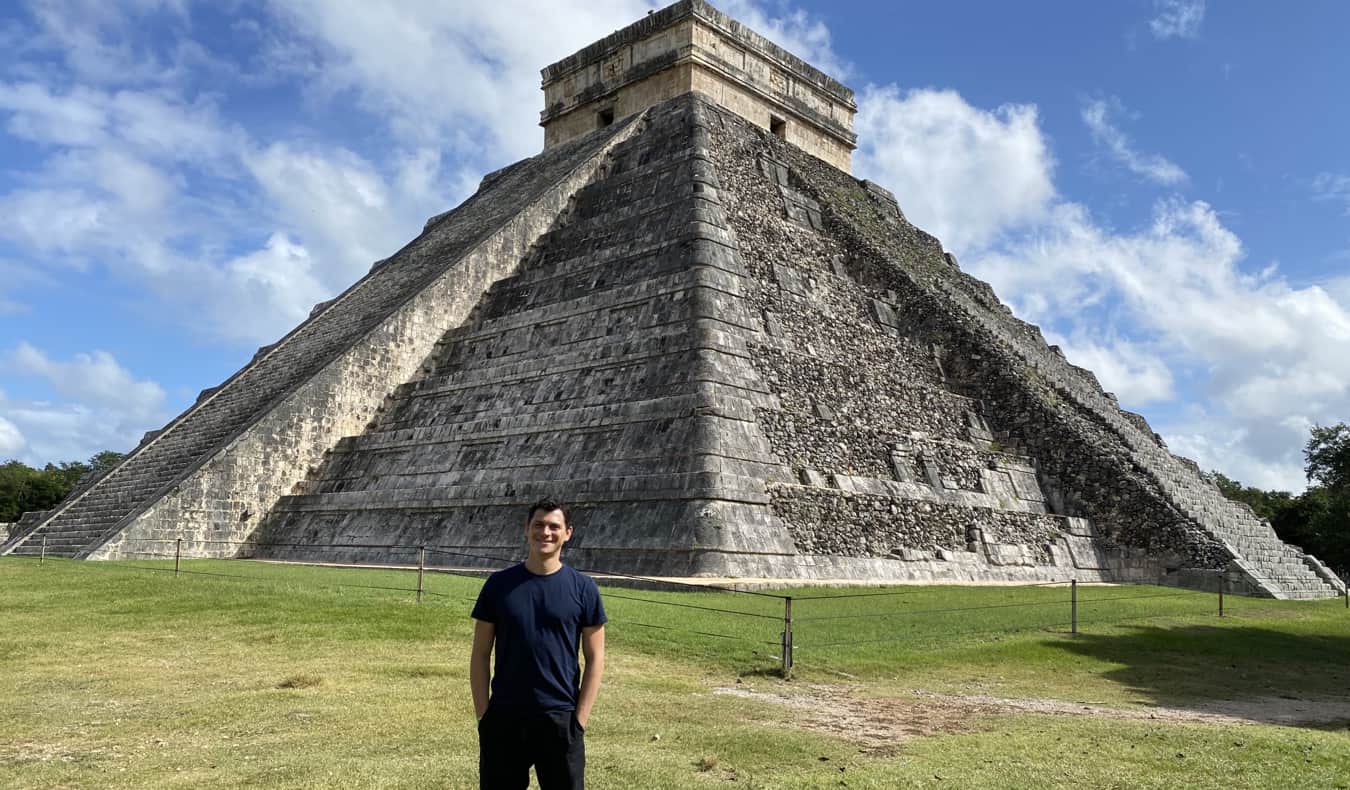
[599,591,781,620]
[424,547,518,565]
[19,553,431,596]
[605,618,777,645]
[158,562,424,594]
[790,578,1073,601]
[8,548,1339,676]
[788,588,923,601]
[793,597,1070,622]
[423,546,789,599]
[123,538,422,552]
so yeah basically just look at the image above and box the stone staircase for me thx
[4,408,255,558]
[2,119,641,561]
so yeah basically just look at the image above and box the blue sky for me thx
[1,0,1347,492]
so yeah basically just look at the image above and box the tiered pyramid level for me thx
[255,101,796,574]
[3,46,1341,599]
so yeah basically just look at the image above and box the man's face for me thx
[526,508,572,558]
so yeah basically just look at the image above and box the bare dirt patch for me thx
[713,684,1350,751]
[713,684,978,754]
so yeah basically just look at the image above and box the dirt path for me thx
[712,684,1350,752]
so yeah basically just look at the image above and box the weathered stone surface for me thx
[541,0,856,171]
[246,97,798,576]
[4,3,1341,599]
[698,100,1339,597]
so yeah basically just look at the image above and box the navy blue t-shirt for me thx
[471,563,607,712]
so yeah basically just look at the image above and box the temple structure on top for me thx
[540,0,856,171]
[3,2,1342,600]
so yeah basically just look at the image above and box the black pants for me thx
[478,707,585,789]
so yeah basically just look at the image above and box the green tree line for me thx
[0,451,124,523]
[1210,422,1350,574]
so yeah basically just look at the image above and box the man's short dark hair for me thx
[526,497,570,526]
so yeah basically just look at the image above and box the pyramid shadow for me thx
[1046,623,1350,727]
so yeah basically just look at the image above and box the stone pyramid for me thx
[4,1,1342,599]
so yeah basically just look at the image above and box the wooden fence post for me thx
[781,596,794,678]
[417,546,426,604]
[1070,579,1078,635]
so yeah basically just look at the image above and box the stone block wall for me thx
[699,103,1339,596]
[683,101,1107,584]
[541,0,855,170]
[722,124,1205,577]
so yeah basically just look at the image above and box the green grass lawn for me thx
[2,556,1348,789]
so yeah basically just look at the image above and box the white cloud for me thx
[0,414,26,458]
[9,342,166,417]
[855,86,1056,254]
[87,147,178,215]
[0,159,193,276]
[0,81,399,342]
[969,197,1350,491]
[1051,334,1175,406]
[260,0,660,163]
[0,81,236,161]
[1163,417,1306,493]
[104,89,236,162]
[245,142,424,285]
[1149,0,1205,40]
[0,399,130,465]
[0,344,169,463]
[18,0,192,85]
[1082,97,1188,185]
[0,80,243,281]
[196,232,330,345]
[0,82,108,147]
[0,188,109,256]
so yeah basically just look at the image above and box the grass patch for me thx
[2,556,1348,789]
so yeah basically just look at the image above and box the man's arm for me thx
[469,619,495,719]
[575,624,605,728]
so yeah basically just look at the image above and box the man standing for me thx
[470,499,606,789]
